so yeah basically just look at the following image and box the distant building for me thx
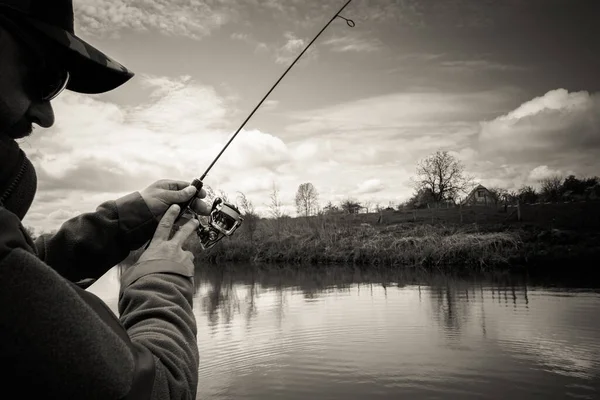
[462,184,496,206]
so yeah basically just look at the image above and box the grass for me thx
[120,208,600,275]
[185,214,523,272]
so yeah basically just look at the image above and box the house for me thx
[462,184,496,206]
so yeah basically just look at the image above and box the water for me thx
[89,265,600,399]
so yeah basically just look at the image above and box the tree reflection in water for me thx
[192,264,535,338]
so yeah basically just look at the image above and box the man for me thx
[0,0,209,398]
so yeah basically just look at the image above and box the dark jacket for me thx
[0,191,199,399]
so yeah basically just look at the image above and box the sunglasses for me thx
[0,15,70,102]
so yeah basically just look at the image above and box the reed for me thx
[188,215,522,271]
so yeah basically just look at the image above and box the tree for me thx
[236,192,259,243]
[487,187,509,204]
[203,184,217,204]
[323,201,340,214]
[562,175,585,195]
[362,199,373,213]
[539,175,564,202]
[404,187,436,209]
[413,150,472,203]
[267,182,283,219]
[23,226,36,240]
[218,189,230,203]
[518,185,538,204]
[295,182,319,216]
[340,198,362,214]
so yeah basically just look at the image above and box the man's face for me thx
[0,24,55,139]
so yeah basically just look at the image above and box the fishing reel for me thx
[194,197,243,250]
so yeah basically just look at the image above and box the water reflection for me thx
[89,264,600,399]
[192,265,600,400]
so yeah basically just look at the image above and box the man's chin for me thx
[4,124,33,139]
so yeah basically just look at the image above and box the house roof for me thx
[461,184,491,204]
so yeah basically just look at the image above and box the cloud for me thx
[285,90,515,139]
[274,32,317,65]
[468,89,600,190]
[439,59,527,72]
[230,32,269,53]
[230,32,249,41]
[478,89,600,163]
[262,100,280,111]
[322,35,382,53]
[528,165,572,182]
[218,129,290,171]
[74,0,233,39]
[19,75,294,231]
[356,179,386,194]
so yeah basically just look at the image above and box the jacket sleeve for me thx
[118,263,200,400]
[2,204,200,399]
[34,191,158,282]
[0,208,136,400]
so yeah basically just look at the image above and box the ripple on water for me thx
[194,276,600,400]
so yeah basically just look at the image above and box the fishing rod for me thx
[177,0,356,250]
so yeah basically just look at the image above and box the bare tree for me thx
[295,182,319,216]
[362,199,373,213]
[487,187,509,205]
[413,150,473,203]
[539,175,564,202]
[218,189,230,203]
[237,191,259,243]
[268,181,284,219]
[323,201,339,214]
[23,226,36,240]
[203,184,217,204]
[340,198,361,214]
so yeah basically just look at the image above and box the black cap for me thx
[0,0,134,94]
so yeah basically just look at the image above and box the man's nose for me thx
[26,101,55,128]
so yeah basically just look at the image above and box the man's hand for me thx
[136,204,198,272]
[139,179,211,220]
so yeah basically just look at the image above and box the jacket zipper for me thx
[0,154,26,206]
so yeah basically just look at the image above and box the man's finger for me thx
[159,180,190,190]
[153,204,180,241]
[172,217,199,245]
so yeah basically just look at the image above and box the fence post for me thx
[460,204,463,223]
[517,199,521,221]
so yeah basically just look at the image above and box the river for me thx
[88,265,600,400]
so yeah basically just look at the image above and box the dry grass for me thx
[187,215,522,271]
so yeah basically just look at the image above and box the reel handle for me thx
[175,178,204,222]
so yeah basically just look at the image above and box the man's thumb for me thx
[166,186,197,202]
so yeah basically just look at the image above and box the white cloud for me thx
[439,59,526,72]
[262,100,280,111]
[528,165,571,182]
[478,89,600,163]
[19,75,292,231]
[356,179,385,194]
[322,35,382,53]
[470,89,600,190]
[74,0,233,39]
[286,90,513,137]
[275,32,317,65]
[218,129,290,171]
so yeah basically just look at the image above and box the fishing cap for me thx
[0,0,134,94]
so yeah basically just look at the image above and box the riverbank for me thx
[113,214,600,275]
[180,215,599,273]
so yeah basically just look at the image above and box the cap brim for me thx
[22,16,134,94]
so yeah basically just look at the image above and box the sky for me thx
[18,0,600,233]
